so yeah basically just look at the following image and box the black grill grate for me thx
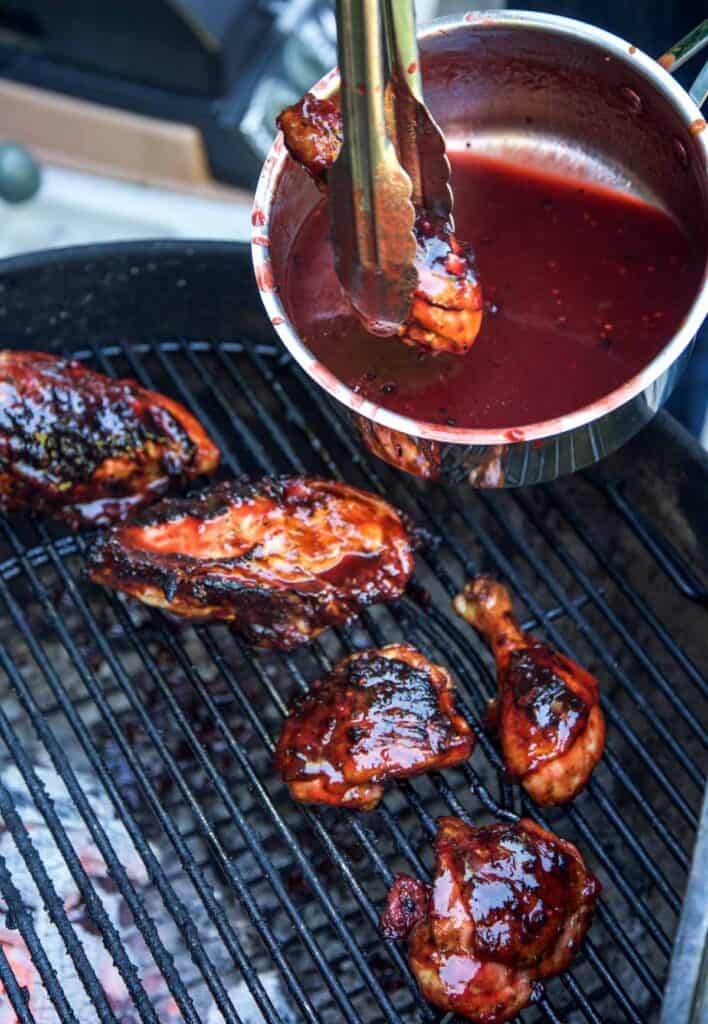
[0,337,705,1024]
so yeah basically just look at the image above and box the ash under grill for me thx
[0,338,705,1024]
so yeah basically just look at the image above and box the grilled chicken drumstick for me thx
[88,476,414,649]
[381,816,600,1023]
[0,351,219,527]
[454,577,605,805]
[277,93,483,355]
[275,644,473,809]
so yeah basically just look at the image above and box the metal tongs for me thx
[329,0,452,334]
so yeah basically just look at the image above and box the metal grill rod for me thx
[0,778,127,1024]
[0,701,171,1024]
[0,942,37,1024]
[0,853,81,1024]
[546,488,707,700]
[606,485,706,600]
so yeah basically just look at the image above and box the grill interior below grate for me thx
[0,339,705,1024]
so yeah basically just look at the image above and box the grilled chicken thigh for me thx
[0,351,218,527]
[382,816,600,1023]
[277,93,483,355]
[88,476,414,649]
[275,644,473,809]
[454,578,605,805]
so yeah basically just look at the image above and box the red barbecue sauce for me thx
[285,151,703,429]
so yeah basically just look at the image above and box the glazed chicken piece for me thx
[355,418,441,481]
[88,476,414,649]
[454,578,605,805]
[277,93,483,355]
[405,216,483,356]
[276,93,342,190]
[381,816,600,1023]
[275,644,473,809]
[0,351,219,528]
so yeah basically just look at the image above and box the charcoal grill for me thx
[0,240,705,1024]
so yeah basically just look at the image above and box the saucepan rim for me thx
[252,8,708,446]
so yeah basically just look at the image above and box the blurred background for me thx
[0,0,705,441]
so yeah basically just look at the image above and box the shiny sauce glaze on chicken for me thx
[275,644,473,809]
[0,351,219,527]
[381,816,600,1023]
[277,93,483,355]
[88,476,414,649]
[454,577,605,805]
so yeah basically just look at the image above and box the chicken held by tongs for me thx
[277,93,483,355]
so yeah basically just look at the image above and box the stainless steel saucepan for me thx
[253,10,708,487]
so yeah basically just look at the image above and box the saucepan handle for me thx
[659,17,708,107]
[688,63,708,107]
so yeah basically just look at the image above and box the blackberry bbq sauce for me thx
[284,150,703,429]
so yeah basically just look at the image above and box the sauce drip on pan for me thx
[285,151,703,429]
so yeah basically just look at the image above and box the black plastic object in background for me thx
[0,0,273,97]
[0,0,282,188]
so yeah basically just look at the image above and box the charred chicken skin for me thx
[88,476,414,649]
[381,816,600,1023]
[0,351,219,527]
[277,93,483,355]
[275,644,473,809]
[454,578,605,805]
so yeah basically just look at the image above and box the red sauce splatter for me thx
[256,263,275,292]
[628,45,637,55]
[252,235,270,247]
[252,207,266,226]
[407,61,418,75]
[285,151,703,429]
[690,119,707,136]
[272,315,284,326]
[505,429,525,442]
